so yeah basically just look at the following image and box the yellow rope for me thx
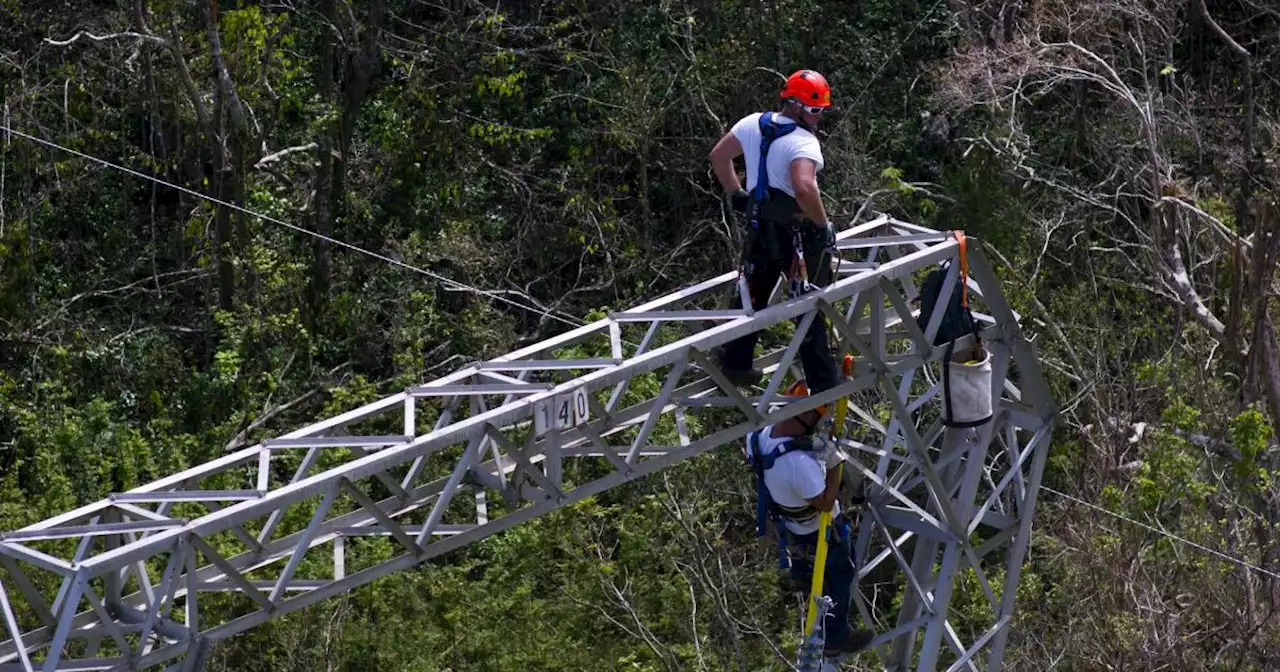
[803,354,854,636]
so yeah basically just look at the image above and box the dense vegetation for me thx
[1,0,1277,669]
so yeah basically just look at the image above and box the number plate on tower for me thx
[533,386,590,436]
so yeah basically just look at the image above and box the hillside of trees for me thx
[1,0,1278,669]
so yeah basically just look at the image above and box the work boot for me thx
[721,366,763,388]
[824,628,875,658]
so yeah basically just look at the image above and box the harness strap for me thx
[740,113,800,276]
[953,230,969,308]
[749,430,822,537]
[751,112,798,204]
[746,112,798,231]
[788,225,810,297]
[751,432,770,537]
[942,231,989,427]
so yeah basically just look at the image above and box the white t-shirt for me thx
[752,426,839,535]
[730,112,824,199]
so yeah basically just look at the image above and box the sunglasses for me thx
[801,105,826,116]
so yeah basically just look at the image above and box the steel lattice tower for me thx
[0,217,1054,671]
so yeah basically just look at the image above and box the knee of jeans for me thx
[827,540,855,571]
[825,541,853,565]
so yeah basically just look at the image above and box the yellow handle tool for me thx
[804,354,855,636]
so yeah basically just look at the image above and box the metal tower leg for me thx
[889,533,939,669]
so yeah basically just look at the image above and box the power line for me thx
[0,124,586,329]
[1041,485,1280,582]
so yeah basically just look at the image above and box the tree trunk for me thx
[165,18,208,134]
[1229,236,1245,364]
[205,0,247,133]
[638,137,652,253]
[1197,0,1261,404]
[134,0,167,160]
[211,93,235,312]
[135,0,165,290]
[1069,79,1086,169]
[204,0,252,312]
[204,0,235,311]
[1250,201,1280,440]
[308,0,338,319]
[228,120,248,299]
[333,0,386,250]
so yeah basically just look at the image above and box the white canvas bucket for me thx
[942,344,993,427]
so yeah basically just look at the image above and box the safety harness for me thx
[747,112,798,228]
[740,112,799,275]
[746,429,822,569]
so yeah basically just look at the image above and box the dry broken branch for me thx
[1160,196,1253,250]
[222,388,320,453]
[45,30,168,47]
[1160,213,1233,349]
[255,143,319,169]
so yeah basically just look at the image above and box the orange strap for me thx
[953,231,969,308]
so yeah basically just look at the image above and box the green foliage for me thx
[1198,195,1235,230]
[1229,406,1273,489]
[1133,427,1214,511]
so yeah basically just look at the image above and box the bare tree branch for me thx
[1160,196,1253,250]
[205,0,249,133]
[1195,0,1251,59]
[1161,224,1232,346]
[223,360,351,452]
[255,143,318,169]
[44,30,168,47]
[223,388,320,453]
[164,18,209,130]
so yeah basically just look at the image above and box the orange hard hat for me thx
[780,70,832,108]
[786,380,829,416]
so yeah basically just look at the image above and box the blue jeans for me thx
[785,516,856,648]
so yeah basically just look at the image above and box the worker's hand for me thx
[819,220,837,250]
[809,436,844,471]
[822,444,845,471]
[730,188,750,213]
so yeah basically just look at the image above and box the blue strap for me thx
[776,522,790,571]
[750,431,790,570]
[748,112,798,228]
[749,429,810,471]
[748,429,815,538]
[750,431,771,537]
[828,515,852,545]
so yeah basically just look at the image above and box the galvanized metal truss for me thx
[0,216,1054,672]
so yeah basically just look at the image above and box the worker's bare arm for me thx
[790,158,829,224]
[805,465,842,512]
[709,132,744,194]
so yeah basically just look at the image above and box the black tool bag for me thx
[916,260,979,346]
